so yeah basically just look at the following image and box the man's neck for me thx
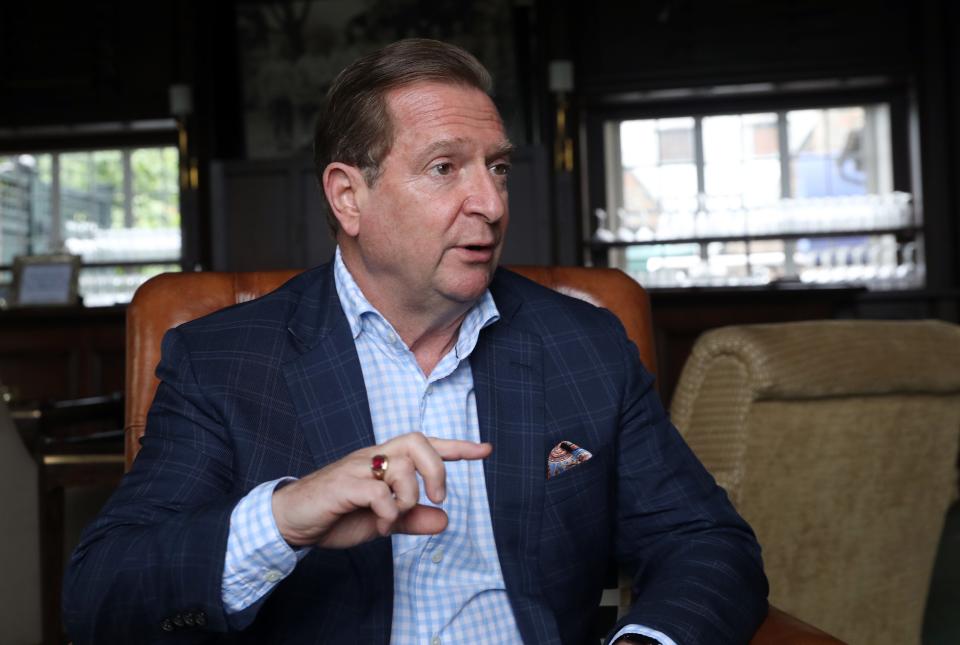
[401,314,466,377]
[338,246,473,376]
[373,298,470,377]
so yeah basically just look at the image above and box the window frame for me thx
[582,82,915,281]
[0,125,185,305]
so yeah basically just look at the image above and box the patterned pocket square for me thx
[546,441,593,479]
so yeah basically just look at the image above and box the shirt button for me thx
[432,637,441,645]
[431,548,444,564]
[264,569,283,583]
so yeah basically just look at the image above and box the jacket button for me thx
[172,613,184,627]
[183,612,196,627]
[160,619,174,632]
[195,611,207,626]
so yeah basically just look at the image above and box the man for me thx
[64,39,767,644]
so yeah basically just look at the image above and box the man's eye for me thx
[491,163,511,176]
[433,162,453,175]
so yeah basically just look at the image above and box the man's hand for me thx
[271,432,492,548]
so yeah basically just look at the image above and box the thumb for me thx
[393,505,448,536]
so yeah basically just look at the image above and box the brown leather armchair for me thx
[125,266,843,644]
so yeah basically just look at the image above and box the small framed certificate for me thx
[11,254,82,306]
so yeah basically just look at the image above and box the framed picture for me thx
[11,254,81,307]
[235,0,525,158]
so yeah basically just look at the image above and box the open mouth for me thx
[456,244,496,261]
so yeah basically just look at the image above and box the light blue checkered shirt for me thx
[221,248,524,644]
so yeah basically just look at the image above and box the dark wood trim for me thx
[0,129,177,155]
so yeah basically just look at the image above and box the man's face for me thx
[347,81,512,314]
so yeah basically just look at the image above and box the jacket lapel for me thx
[280,264,392,643]
[282,264,375,468]
[473,272,558,643]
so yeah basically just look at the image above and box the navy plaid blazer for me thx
[64,263,767,644]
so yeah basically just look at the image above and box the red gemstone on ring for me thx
[371,454,388,480]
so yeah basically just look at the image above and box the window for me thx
[593,101,921,289]
[0,146,181,305]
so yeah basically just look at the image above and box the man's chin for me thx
[439,267,496,304]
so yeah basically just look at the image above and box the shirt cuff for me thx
[610,624,679,645]
[222,477,308,614]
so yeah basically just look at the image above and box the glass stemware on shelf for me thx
[603,191,919,290]
[592,208,616,242]
[607,192,914,243]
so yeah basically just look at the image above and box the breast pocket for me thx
[539,453,612,592]
[543,453,607,506]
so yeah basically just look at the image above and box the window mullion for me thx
[694,116,705,210]
[777,111,791,198]
[694,116,705,267]
[50,153,62,252]
[777,111,797,280]
[122,149,134,228]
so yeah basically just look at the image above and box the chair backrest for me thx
[125,266,656,469]
[670,320,960,645]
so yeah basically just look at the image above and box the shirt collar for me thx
[333,246,500,358]
[333,246,380,340]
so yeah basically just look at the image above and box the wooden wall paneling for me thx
[300,164,336,268]
[209,145,553,272]
[210,155,336,272]
[500,145,553,266]
[574,0,914,94]
[0,307,125,404]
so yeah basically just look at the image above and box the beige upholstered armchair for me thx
[671,320,960,645]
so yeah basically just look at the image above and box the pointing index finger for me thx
[427,438,493,461]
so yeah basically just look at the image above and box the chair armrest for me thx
[751,607,846,645]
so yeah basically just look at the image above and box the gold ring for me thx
[371,454,389,480]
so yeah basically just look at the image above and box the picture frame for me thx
[11,254,82,307]
[235,0,525,158]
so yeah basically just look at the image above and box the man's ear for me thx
[322,162,366,237]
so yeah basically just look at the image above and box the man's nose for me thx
[463,167,507,223]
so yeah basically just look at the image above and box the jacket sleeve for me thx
[63,328,244,644]
[605,313,768,644]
